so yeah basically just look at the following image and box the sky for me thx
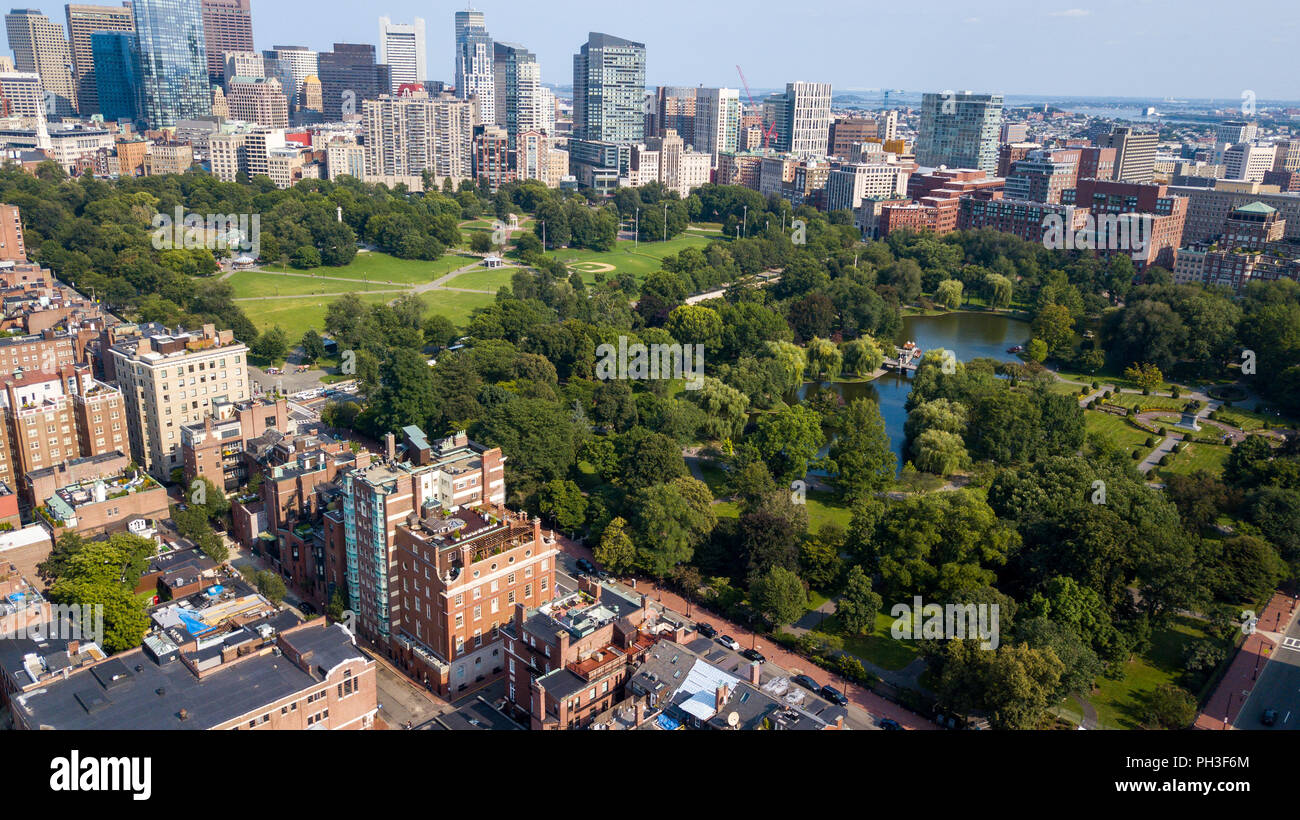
[247,0,1300,100]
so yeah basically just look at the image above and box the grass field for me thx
[240,293,396,339]
[443,267,518,293]
[228,270,399,298]
[1105,392,1187,412]
[549,233,715,285]
[1153,442,1232,481]
[419,289,497,326]
[1085,410,1156,453]
[805,610,919,672]
[1087,615,1212,729]
[259,251,478,285]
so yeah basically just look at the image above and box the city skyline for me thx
[236,0,1300,99]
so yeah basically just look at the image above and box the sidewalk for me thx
[1194,591,1298,730]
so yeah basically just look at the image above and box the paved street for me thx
[1235,593,1300,730]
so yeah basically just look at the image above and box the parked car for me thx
[741,648,765,663]
[717,635,741,651]
[820,685,849,705]
[792,674,820,692]
[298,601,316,616]
[574,558,596,575]
[695,622,717,639]
[1261,709,1279,726]
[878,718,903,731]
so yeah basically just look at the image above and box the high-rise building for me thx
[1004,147,1081,204]
[693,87,740,166]
[300,75,322,115]
[1223,143,1277,182]
[379,17,426,93]
[89,31,138,123]
[263,45,319,104]
[133,0,212,128]
[455,20,494,125]
[108,324,251,479]
[65,4,135,117]
[199,0,253,86]
[318,43,391,121]
[1216,120,1257,145]
[226,77,289,127]
[1101,126,1158,183]
[4,9,77,116]
[453,8,484,52]
[492,41,541,153]
[776,81,832,158]
[915,91,1003,174]
[653,86,695,141]
[829,115,879,158]
[572,32,645,144]
[362,88,474,188]
[0,69,49,125]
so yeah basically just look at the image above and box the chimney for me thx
[385,433,396,461]
[714,683,730,713]
[749,660,761,686]
[834,714,845,730]
[635,699,647,727]
[66,640,79,656]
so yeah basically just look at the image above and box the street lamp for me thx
[635,207,640,249]
[743,205,748,238]
[663,202,668,243]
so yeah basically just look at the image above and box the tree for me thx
[665,304,722,348]
[837,566,882,636]
[48,579,150,654]
[841,337,884,377]
[750,566,807,626]
[300,329,327,364]
[805,337,843,380]
[1026,338,1048,363]
[538,479,588,533]
[827,398,895,498]
[630,477,716,578]
[252,325,289,361]
[930,641,1065,730]
[614,427,688,490]
[936,279,963,310]
[1143,684,1198,730]
[985,272,1013,309]
[800,524,845,590]
[594,517,637,575]
[1031,303,1074,355]
[1124,362,1163,392]
[424,314,459,348]
[469,230,494,254]
[751,405,825,483]
[914,429,967,476]
[255,569,287,604]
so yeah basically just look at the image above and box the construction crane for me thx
[736,65,778,151]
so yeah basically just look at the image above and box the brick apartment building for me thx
[1062,178,1188,268]
[389,504,558,697]
[181,397,291,491]
[5,617,378,730]
[503,577,666,729]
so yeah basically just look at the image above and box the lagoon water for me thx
[799,312,1030,470]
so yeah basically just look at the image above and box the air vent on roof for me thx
[156,687,165,696]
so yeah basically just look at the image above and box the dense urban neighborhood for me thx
[0,6,1294,792]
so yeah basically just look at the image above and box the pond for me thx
[799,312,1030,471]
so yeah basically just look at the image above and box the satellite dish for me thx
[727,711,740,728]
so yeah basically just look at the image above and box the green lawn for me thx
[419,289,497,328]
[1105,392,1187,412]
[228,270,398,298]
[1087,615,1211,729]
[1084,410,1156,453]
[240,293,396,339]
[809,610,920,672]
[1213,406,1293,432]
[443,267,519,293]
[1153,442,1232,481]
[260,251,478,285]
[548,233,715,285]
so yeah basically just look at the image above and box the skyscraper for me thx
[915,91,1003,174]
[455,18,494,125]
[133,0,212,128]
[453,8,484,55]
[492,41,541,152]
[65,4,135,117]
[5,9,78,116]
[572,32,645,144]
[90,30,139,123]
[693,87,741,165]
[1101,126,1158,183]
[379,17,427,93]
[318,43,391,121]
[777,82,831,158]
[263,45,319,105]
[199,0,253,86]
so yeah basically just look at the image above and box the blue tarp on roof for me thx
[657,714,681,731]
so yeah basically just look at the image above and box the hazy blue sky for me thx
[248,0,1298,99]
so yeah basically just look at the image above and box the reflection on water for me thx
[796,313,1029,471]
